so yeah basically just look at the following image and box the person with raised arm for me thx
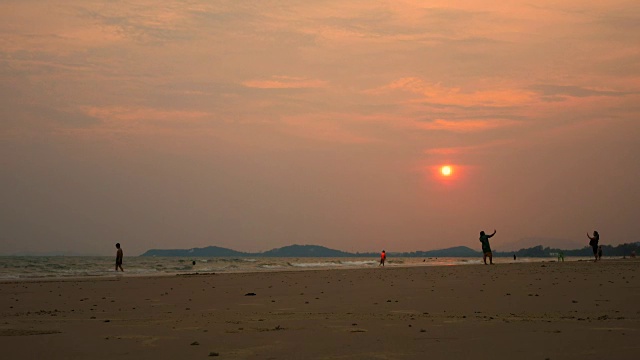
[587,231,599,262]
[479,230,496,265]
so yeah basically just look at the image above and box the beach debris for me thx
[191,341,200,346]
[244,292,256,296]
[103,320,111,323]
[208,352,220,356]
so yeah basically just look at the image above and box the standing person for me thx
[115,243,124,272]
[379,250,386,267]
[597,246,603,261]
[479,230,496,265]
[587,231,599,262]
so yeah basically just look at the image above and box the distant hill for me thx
[140,243,640,258]
[413,246,480,257]
[141,244,480,257]
[141,246,248,257]
[500,237,584,251]
[495,242,640,257]
[261,244,352,257]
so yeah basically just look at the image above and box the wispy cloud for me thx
[367,77,535,108]
[281,114,378,144]
[424,138,519,156]
[81,106,211,132]
[242,76,328,89]
[416,119,519,132]
[530,84,634,99]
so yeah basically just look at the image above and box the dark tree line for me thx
[494,243,640,258]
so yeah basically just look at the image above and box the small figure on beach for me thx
[513,254,516,260]
[379,250,386,267]
[115,243,124,272]
[558,251,564,262]
[632,250,637,258]
[479,230,496,265]
[587,231,599,262]
[597,246,603,261]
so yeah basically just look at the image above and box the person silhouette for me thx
[479,230,496,265]
[587,231,599,262]
[115,243,124,271]
[379,250,386,266]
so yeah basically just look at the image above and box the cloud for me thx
[77,106,212,135]
[530,84,633,98]
[416,118,519,132]
[79,2,200,44]
[367,77,535,108]
[242,76,328,89]
[280,114,378,144]
[424,138,519,156]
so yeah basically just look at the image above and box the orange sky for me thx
[1,1,639,255]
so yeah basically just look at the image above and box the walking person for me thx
[379,250,386,267]
[479,230,496,265]
[115,243,124,271]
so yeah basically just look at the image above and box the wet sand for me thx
[1,259,639,359]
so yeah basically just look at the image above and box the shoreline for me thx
[0,256,629,284]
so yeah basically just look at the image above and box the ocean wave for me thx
[288,261,343,268]
[259,264,284,269]
[340,260,377,266]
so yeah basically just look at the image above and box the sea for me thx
[0,256,589,281]
[0,256,595,281]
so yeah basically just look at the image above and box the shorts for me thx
[484,251,492,256]
[592,246,598,255]
[116,260,122,266]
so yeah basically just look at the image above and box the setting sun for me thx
[441,165,452,176]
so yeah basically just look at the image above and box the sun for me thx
[440,165,452,176]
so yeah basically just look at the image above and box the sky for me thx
[1,0,639,255]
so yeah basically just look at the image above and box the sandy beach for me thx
[1,259,639,359]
